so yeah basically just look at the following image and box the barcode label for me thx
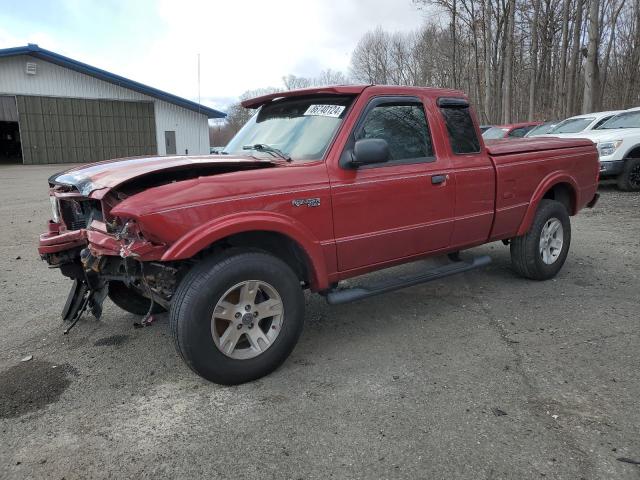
[303,104,346,117]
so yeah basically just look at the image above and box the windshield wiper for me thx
[242,144,291,162]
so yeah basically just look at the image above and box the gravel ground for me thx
[0,164,639,480]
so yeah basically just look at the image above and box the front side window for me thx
[356,103,433,161]
[592,116,614,129]
[598,111,640,129]
[225,95,354,161]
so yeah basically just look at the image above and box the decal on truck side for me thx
[292,198,321,208]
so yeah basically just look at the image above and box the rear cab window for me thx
[438,98,481,154]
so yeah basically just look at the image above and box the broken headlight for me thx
[49,195,61,223]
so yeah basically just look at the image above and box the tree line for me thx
[211,0,640,144]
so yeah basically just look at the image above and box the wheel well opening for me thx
[543,183,575,214]
[204,231,313,286]
[626,146,640,159]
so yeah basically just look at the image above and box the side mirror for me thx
[351,138,390,166]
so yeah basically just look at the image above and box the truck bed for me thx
[486,137,599,241]
[485,137,595,156]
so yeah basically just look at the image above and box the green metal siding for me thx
[17,96,157,164]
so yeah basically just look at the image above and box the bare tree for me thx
[582,0,601,112]
[223,0,640,141]
[557,0,572,116]
[316,69,349,86]
[567,0,585,115]
[528,0,542,120]
[282,75,312,90]
[501,0,516,122]
[358,0,639,122]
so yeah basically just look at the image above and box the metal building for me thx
[0,44,225,164]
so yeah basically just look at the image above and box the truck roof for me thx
[241,84,466,109]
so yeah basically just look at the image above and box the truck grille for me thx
[60,199,103,230]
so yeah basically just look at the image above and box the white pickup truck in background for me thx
[557,108,640,191]
[543,110,622,137]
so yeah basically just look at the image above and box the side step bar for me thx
[325,255,491,305]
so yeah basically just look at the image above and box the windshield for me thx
[482,127,508,139]
[549,117,594,133]
[525,122,556,137]
[598,111,640,129]
[225,95,354,161]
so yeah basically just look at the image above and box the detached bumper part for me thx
[39,218,166,333]
[60,276,108,334]
[38,222,87,255]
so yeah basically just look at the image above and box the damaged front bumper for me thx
[39,219,173,332]
[39,220,166,263]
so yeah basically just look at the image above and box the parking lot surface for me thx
[0,163,639,479]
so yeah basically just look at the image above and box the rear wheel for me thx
[616,158,640,191]
[510,199,571,280]
[108,281,164,316]
[170,251,305,385]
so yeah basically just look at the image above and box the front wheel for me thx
[510,199,571,280]
[170,251,305,385]
[617,158,640,191]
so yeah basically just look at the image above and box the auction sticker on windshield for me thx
[304,104,345,117]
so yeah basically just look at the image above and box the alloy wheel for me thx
[211,280,284,360]
[539,218,564,265]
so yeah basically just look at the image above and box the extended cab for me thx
[39,85,600,384]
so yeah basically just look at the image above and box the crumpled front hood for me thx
[49,155,276,196]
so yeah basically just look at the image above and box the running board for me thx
[325,255,491,305]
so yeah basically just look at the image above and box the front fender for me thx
[621,143,640,160]
[160,211,329,290]
[516,172,579,236]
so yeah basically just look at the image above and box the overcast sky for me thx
[0,0,430,112]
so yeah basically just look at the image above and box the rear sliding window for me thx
[438,100,481,154]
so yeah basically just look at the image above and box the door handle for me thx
[431,174,448,185]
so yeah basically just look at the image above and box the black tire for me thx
[170,251,305,385]
[510,199,571,280]
[108,281,165,316]
[616,158,640,191]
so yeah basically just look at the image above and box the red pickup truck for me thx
[39,85,599,384]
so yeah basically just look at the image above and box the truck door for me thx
[437,98,495,248]
[329,95,455,272]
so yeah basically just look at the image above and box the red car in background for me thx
[482,122,544,140]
